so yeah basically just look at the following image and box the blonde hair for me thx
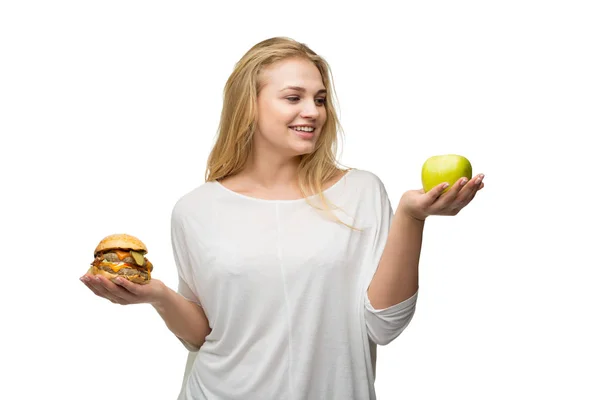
[205,37,356,228]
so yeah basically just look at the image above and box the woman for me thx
[81,37,484,400]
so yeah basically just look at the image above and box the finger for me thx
[113,277,142,296]
[80,276,102,297]
[437,177,468,208]
[96,276,136,301]
[95,276,135,304]
[81,276,121,303]
[456,174,484,205]
[426,182,450,204]
[468,174,485,196]
[463,175,486,206]
[448,177,468,199]
[473,174,485,193]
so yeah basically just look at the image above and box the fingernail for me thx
[94,276,100,282]
[115,278,123,284]
[442,183,449,189]
[460,178,468,186]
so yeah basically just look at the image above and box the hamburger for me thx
[88,233,153,284]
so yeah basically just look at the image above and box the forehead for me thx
[259,57,325,91]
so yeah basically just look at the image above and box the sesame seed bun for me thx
[94,233,148,256]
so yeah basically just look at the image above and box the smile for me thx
[289,126,315,132]
[289,127,315,139]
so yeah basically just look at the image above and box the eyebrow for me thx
[280,86,327,95]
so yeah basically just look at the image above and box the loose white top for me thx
[171,168,418,400]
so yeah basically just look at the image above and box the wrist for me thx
[149,280,170,308]
[398,196,427,222]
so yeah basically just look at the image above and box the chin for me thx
[287,134,318,155]
[288,142,316,156]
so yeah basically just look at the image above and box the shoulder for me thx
[330,168,390,212]
[171,181,221,222]
[332,168,392,221]
[344,168,387,192]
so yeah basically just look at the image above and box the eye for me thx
[315,97,326,106]
[286,96,300,103]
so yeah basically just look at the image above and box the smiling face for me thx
[254,57,328,157]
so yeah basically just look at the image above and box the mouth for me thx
[289,125,316,139]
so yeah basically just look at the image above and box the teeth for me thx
[291,126,315,132]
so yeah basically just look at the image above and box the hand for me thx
[80,273,166,306]
[399,174,485,221]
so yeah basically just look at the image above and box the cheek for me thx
[259,103,296,129]
[320,108,327,123]
[277,104,299,124]
[256,108,289,141]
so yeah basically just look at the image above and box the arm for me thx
[80,202,215,350]
[359,175,419,346]
[362,200,421,346]
[151,282,211,350]
[169,204,213,351]
[367,173,484,310]
[81,274,211,350]
[367,208,423,309]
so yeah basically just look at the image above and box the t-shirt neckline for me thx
[212,168,355,204]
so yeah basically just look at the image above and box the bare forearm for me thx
[368,209,424,309]
[151,284,211,349]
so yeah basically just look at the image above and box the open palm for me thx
[400,174,485,221]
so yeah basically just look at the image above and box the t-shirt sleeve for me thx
[361,174,418,346]
[171,205,203,352]
[171,205,201,304]
[360,174,394,292]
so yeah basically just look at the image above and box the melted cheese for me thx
[99,261,152,278]
[99,261,132,273]
[114,250,131,260]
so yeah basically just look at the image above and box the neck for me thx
[242,147,301,188]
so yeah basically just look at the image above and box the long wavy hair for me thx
[205,37,356,227]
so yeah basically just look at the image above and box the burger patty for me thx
[97,264,150,279]
[103,252,134,264]
[96,251,153,271]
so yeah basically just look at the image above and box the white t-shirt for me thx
[171,168,418,400]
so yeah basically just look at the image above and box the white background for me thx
[1,1,599,399]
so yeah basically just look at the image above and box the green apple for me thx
[421,154,473,193]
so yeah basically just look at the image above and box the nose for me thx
[300,100,319,119]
